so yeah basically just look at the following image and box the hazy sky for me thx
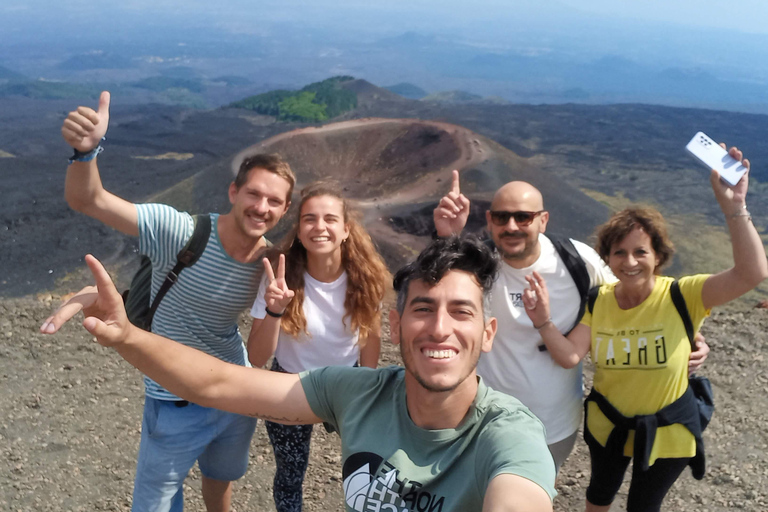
[3,0,768,111]
[3,0,768,34]
[555,0,768,34]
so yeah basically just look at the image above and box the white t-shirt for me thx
[250,271,360,373]
[477,234,615,444]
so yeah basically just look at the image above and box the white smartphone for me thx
[685,132,747,186]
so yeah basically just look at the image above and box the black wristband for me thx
[265,307,284,318]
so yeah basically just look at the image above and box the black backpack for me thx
[549,235,591,334]
[483,234,590,344]
[122,214,211,330]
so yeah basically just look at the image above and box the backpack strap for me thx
[587,285,600,314]
[669,280,696,350]
[550,235,590,332]
[146,214,212,328]
[587,279,695,350]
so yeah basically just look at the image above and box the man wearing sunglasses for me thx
[434,172,710,472]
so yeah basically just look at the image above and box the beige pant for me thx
[548,429,579,473]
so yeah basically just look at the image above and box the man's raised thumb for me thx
[98,91,111,115]
[83,316,109,342]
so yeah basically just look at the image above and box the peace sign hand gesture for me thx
[39,254,133,346]
[263,254,295,315]
[522,271,552,329]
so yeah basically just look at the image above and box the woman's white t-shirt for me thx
[250,271,359,373]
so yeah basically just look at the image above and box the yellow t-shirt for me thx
[580,275,711,465]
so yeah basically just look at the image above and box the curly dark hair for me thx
[595,207,675,273]
[393,234,499,318]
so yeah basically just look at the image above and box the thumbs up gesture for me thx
[61,91,111,152]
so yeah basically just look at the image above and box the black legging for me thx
[585,427,690,512]
[265,359,314,512]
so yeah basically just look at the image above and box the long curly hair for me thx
[267,182,391,344]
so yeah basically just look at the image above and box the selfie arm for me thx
[80,255,322,425]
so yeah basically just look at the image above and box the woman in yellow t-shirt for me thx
[522,145,767,512]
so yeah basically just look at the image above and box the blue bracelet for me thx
[68,137,106,164]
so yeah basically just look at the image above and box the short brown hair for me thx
[234,153,296,202]
[595,207,675,273]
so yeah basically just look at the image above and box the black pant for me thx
[585,427,690,512]
[266,359,314,512]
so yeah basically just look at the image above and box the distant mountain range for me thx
[0,80,99,100]
[4,20,768,115]
[384,83,428,100]
[0,65,24,81]
[1,78,768,302]
[57,52,135,71]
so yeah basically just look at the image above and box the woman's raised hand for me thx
[711,144,750,213]
[522,271,552,329]
[263,254,295,315]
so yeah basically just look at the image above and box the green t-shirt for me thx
[300,365,556,512]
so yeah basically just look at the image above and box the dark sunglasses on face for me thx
[489,210,545,226]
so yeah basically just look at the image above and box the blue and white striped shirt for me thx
[136,203,267,400]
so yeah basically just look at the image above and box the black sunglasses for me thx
[489,210,545,226]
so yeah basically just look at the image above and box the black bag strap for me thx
[587,285,600,314]
[588,279,695,351]
[669,280,696,350]
[550,236,590,331]
[146,214,211,327]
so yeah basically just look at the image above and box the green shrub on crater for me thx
[229,76,357,122]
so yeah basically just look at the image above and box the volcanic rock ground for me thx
[2,297,768,511]
[3,95,768,510]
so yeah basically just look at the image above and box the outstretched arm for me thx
[433,169,471,237]
[701,146,768,309]
[41,255,321,425]
[522,271,591,368]
[63,91,138,236]
[483,474,552,512]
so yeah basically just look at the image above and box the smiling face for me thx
[228,167,291,241]
[608,227,660,292]
[390,270,497,394]
[297,194,350,257]
[486,182,549,268]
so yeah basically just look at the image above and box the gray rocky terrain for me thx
[3,88,768,511]
[2,297,768,511]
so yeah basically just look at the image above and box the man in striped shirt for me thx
[56,91,294,512]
